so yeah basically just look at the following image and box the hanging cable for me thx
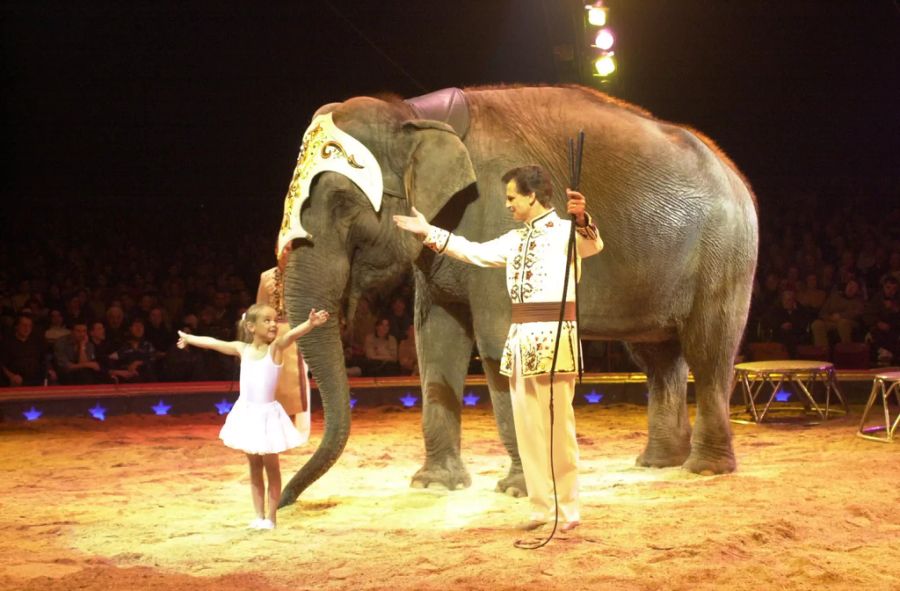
[323,1,428,93]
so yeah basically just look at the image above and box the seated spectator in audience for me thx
[811,279,865,348]
[820,264,837,295]
[387,296,413,343]
[22,296,49,334]
[398,324,418,375]
[63,294,90,328]
[53,321,103,384]
[111,317,157,382]
[88,320,115,381]
[44,309,71,346]
[763,290,812,358]
[796,273,827,313]
[104,304,127,351]
[144,305,174,354]
[888,251,900,283]
[363,317,400,376]
[1,315,47,386]
[863,276,900,366]
[11,280,33,312]
[162,325,208,381]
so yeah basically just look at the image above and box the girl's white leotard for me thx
[218,346,304,455]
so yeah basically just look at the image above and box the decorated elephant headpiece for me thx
[277,112,383,260]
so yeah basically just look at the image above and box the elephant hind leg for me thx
[627,340,692,468]
[680,306,744,475]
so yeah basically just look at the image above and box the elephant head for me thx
[277,96,477,505]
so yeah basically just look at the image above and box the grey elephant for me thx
[275,85,758,506]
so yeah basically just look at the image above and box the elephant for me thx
[275,85,758,506]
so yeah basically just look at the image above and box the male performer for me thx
[394,165,603,532]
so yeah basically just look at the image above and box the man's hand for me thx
[308,308,330,328]
[393,207,432,237]
[9,373,23,387]
[565,189,588,227]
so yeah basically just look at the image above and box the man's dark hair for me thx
[502,165,553,206]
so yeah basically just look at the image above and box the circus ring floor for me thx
[1,372,898,591]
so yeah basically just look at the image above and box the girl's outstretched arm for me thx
[177,331,245,358]
[273,309,329,352]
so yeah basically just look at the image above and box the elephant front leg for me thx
[628,341,692,468]
[411,302,474,490]
[481,356,526,497]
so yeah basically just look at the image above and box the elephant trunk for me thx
[278,246,351,507]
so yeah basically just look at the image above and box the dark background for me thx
[3,0,899,222]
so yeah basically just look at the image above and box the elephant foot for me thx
[495,470,526,498]
[681,451,736,475]
[635,440,691,469]
[410,456,472,491]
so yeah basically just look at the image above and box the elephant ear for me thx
[401,119,476,222]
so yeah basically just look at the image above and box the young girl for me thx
[177,304,329,530]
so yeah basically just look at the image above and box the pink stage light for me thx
[594,28,615,51]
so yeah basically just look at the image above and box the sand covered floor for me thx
[1,403,898,591]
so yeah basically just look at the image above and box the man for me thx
[112,317,157,382]
[763,290,812,358]
[54,321,102,384]
[811,278,865,348]
[1,315,47,386]
[863,276,900,365]
[394,165,603,532]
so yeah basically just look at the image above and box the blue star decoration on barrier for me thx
[349,397,358,409]
[584,390,604,404]
[463,392,480,407]
[23,406,43,421]
[152,400,172,416]
[215,398,234,415]
[89,403,107,421]
[399,392,419,408]
[774,390,792,403]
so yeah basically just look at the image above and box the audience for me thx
[1,180,898,387]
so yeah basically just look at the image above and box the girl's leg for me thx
[247,454,265,519]
[262,454,282,524]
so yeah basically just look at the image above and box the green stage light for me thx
[594,53,617,77]
[585,2,608,27]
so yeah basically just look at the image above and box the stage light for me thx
[594,53,617,77]
[214,398,234,415]
[23,406,43,421]
[463,392,480,407]
[584,390,603,404]
[399,392,419,408]
[585,2,608,27]
[152,400,172,416]
[593,28,615,51]
[89,403,107,421]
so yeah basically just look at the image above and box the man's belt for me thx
[510,302,576,323]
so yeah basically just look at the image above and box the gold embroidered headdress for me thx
[277,112,383,265]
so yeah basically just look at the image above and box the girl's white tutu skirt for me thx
[219,398,304,455]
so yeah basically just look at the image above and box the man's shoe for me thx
[560,520,580,533]
[518,520,548,531]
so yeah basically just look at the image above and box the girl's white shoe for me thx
[249,518,274,530]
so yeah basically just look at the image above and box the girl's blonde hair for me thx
[235,303,273,343]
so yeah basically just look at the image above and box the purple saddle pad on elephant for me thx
[404,87,470,139]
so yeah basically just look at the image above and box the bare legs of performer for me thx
[247,453,281,529]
